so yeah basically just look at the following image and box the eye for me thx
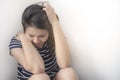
[29,35,34,37]
[40,35,45,38]
[39,35,45,38]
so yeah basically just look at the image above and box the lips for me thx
[34,44,41,48]
[31,42,40,47]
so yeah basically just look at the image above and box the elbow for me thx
[60,65,71,69]
[32,65,45,74]
[24,64,45,74]
[59,63,71,69]
[58,59,71,69]
[22,63,33,72]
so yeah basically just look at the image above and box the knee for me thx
[28,73,50,80]
[56,67,78,80]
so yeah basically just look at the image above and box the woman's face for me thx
[25,26,49,48]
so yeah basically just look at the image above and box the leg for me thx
[28,73,50,80]
[55,67,79,80]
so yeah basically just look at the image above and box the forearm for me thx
[19,35,45,74]
[52,21,71,68]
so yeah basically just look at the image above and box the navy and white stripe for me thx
[9,36,60,80]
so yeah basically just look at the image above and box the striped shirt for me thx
[9,37,60,80]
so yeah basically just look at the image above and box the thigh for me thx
[55,67,78,80]
[28,73,50,80]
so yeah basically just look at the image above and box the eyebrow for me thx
[28,33,46,36]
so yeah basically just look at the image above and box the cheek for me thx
[40,36,49,43]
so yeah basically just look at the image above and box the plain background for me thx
[0,0,120,80]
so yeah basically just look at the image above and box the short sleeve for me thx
[9,36,22,56]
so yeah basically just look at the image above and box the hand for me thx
[43,2,58,24]
[16,32,26,41]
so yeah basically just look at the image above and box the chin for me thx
[36,45,43,49]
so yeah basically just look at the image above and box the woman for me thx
[9,2,78,80]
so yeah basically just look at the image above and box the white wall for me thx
[0,0,120,80]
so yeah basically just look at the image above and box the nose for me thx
[33,37,39,44]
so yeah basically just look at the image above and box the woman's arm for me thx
[19,33,45,73]
[52,21,71,68]
[43,3,71,68]
[11,33,45,74]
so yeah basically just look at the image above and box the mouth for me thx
[34,44,39,48]
[35,44,42,48]
[32,42,42,48]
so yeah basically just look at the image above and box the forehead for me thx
[25,27,48,35]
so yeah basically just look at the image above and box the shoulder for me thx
[9,36,22,50]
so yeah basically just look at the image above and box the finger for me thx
[43,4,49,12]
[42,7,47,12]
[42,7,49,15]
[43,1,52,9]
